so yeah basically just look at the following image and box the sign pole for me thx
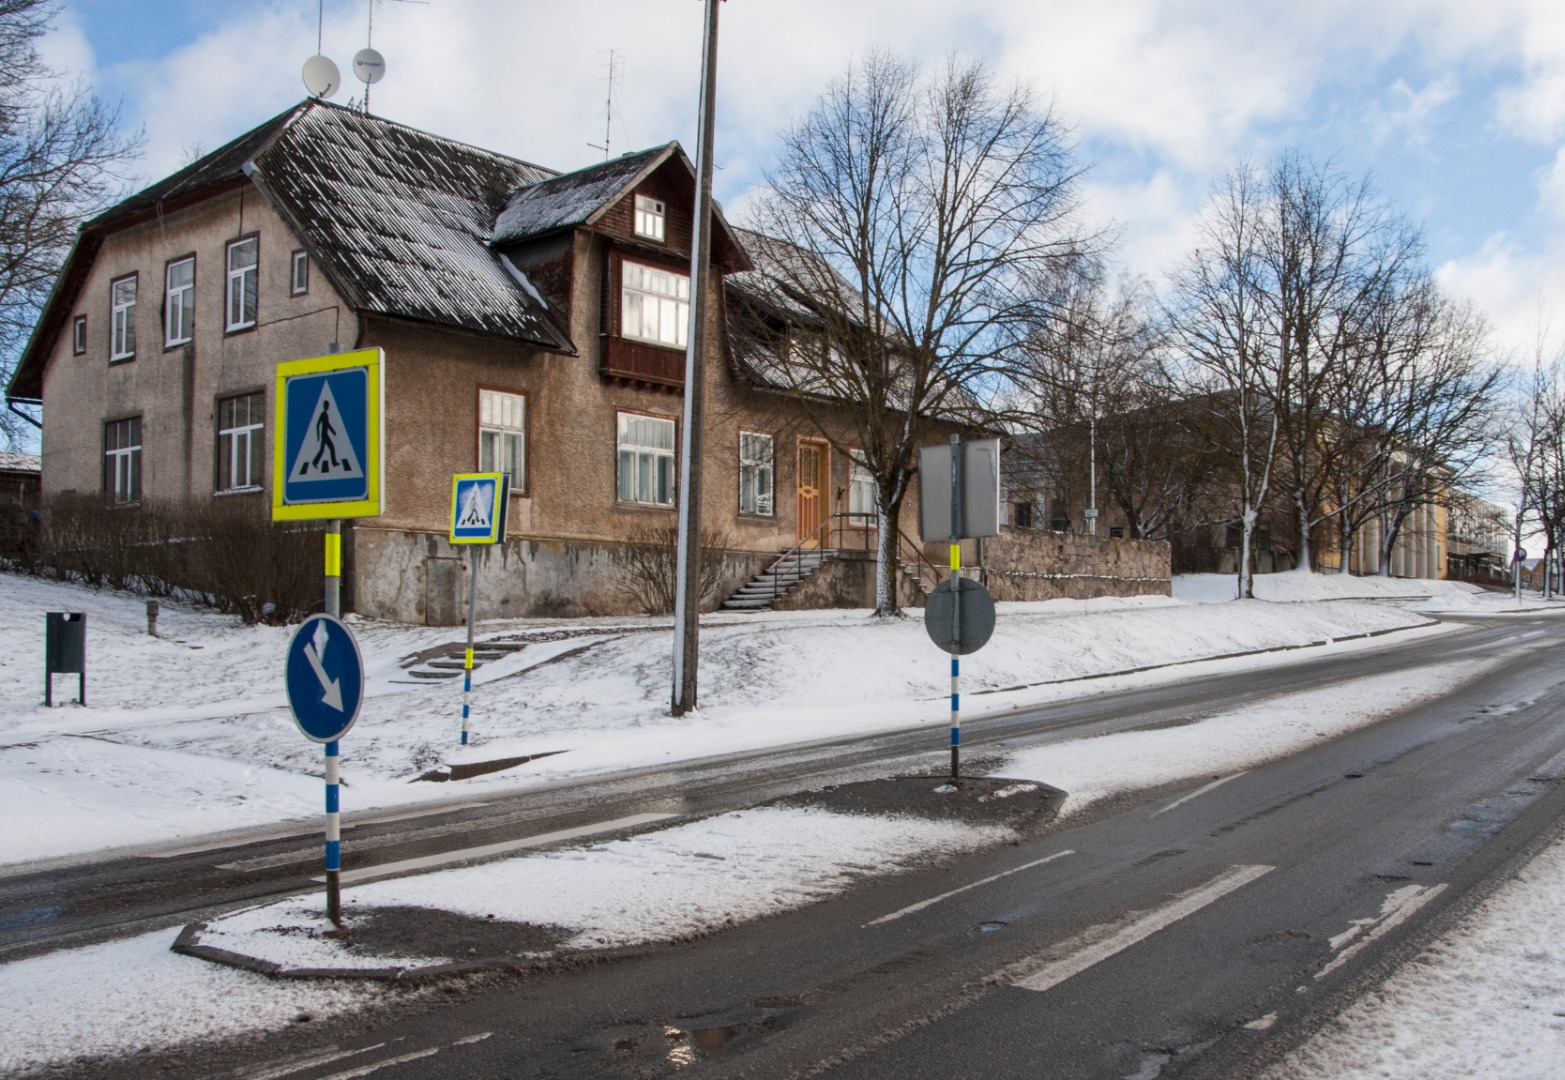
[948,435,962,781]
[323,520,343,927]
[325,738,341,926]
[462,546,478,745]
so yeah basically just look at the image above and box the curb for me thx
[970,616,1439,698]
[171,921,528,983]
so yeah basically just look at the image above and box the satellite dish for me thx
[353,48,386,85]
[302,54,341,99]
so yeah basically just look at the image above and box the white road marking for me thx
[865,851,1075,927]
[1151,772,1249,817]
[1005,864,1275,993]
[1316,882,1447,980]
[452,1032,493,1047]
[317,812,679,885]
[233,1043,385,1080]
[316,1047,440,1080]
[153,803,492,861]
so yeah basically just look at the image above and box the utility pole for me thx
[671,0,720,716]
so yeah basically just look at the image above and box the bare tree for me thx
[1021,272,1202,540]
[745,52,1090,616]
[1,0,139,448]
[1166,165,1280,599]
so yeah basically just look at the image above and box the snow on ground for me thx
[1000,657,1495,815]
[0,927,387,1074]
[196,806,1011,969]
[0,569,1557,1076]
[1261,832,1565,1080]
[0,572,1459,865]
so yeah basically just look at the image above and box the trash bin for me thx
[45,612,85,706]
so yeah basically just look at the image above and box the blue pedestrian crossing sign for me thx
[449,473,510,544]
[272,348,384,521]
[285,614,365,743]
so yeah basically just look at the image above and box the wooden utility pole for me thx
[672,0,721,716]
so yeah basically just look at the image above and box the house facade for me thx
[8,102,924,623]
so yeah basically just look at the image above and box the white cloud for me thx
[1436,233,1565,358]
[1369,76,1459,148]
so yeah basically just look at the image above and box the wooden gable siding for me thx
[601,245,688,390]
[592,163,694,258]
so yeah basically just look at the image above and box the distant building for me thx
[0,452,40,505]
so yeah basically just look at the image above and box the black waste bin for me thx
[45,611,85,706]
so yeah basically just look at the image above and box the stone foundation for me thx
[350,525,770,624]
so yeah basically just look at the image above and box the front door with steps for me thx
[797,439,830,547]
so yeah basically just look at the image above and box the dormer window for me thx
[633,195,665,242]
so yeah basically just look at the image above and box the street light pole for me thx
[671,0,721,716]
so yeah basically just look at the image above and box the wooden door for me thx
[797,441,829,545]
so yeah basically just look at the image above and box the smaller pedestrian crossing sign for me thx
[450,473,509,544]
[273,348,383,521]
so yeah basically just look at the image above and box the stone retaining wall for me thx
[979,528,1171,602]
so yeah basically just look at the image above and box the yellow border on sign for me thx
[271,347,385,521]
[449,473,507,544]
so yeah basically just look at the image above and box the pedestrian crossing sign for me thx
[449,473,509,544]
[272,348,384,521]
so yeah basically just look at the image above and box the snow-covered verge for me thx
[0,570,1552,1076]
[0,571,1460,866]
[1261,831,1565,1080]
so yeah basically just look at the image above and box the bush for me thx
[614,522,732,615]
[2,495,324,624]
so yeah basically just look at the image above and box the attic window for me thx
[633,195,665,242]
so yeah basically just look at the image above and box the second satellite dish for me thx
[302,54,341,98]
[353,48,386,85]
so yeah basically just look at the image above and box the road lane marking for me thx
[315,812,679,885]
[316,1047,440,1080]
[865,851,1076,927]
[234,1043,385,1080]
[1151,772,1248,817]
[1316,882,1447,981]
[1004,863,1274,993]
[154,803,492,861]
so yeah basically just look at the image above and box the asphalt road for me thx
[17,612,1565,1078]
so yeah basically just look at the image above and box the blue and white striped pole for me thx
[951,654,960,779]
[461,547,478,745]
[324,738,341,926]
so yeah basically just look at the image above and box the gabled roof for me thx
[8,101,753,403]
[492,145,670,246]
[245,102,573,350]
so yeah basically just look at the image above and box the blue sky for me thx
[41,0,1565,358]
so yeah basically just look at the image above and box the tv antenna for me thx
[587,49,625,161]
[304,0,427,111]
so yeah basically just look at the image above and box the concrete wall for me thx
[352,522,771,623]
[981,527,1171,601]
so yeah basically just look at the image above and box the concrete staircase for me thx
[721,548,836,611]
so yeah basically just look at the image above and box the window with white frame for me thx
[72,315,86,355]
[291,250,309,295]
[478,388,526,489]
[110,275,136,361]
[633,195,666,242]
[104,416,141,503]
[739,432,774,516]
[617,412,676,506]
[849,450,877,525]
[225,236,258,331]
[165,257,194,347]
[216,392,264,492]
[621,261,688,348]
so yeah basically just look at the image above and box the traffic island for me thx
[769,773,1066,835]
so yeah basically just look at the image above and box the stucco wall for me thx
[39,188,350,504]
[981,528,1171,601]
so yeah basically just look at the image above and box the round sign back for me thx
[923,577,996,656]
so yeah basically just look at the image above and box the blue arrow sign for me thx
[285,614,365,743]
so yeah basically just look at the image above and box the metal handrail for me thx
[765,515,838,603]
[897,529,943,595]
